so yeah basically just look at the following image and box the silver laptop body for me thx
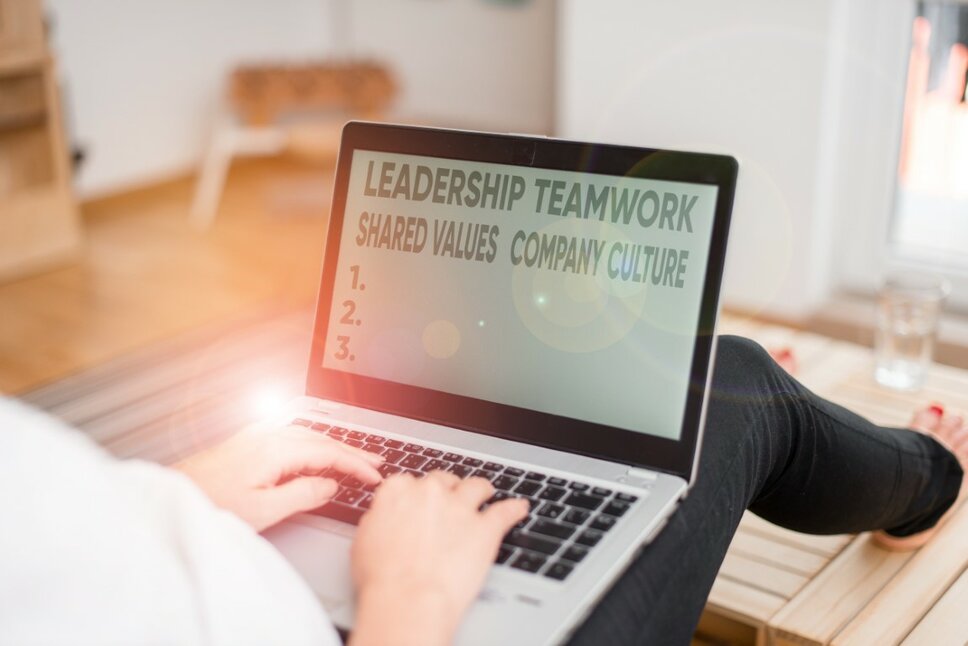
[266,122,737,645]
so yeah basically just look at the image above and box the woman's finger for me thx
[253,476,338,531]
[455,476,494,507]
[481,498,529,539]
[270,434,383,483]
[425,469,461,490]
[283,426,385,466]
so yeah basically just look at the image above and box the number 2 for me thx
[340,300,356,325]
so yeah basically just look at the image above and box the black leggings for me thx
[568,335,963,645]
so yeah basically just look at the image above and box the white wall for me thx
[46,0,556,198]
[47,0,335,197]
[557,0,855,318]
[344,0,555,135]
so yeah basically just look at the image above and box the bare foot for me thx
[769,347,798,375]
[872,404,968,551]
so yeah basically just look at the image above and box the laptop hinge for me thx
[621,467,659,486]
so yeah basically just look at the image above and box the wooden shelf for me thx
[0,50,48,76]
[0,0,81,281]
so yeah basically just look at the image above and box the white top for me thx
[0,398,341,646]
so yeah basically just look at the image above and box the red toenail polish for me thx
[929,404,944,417]
[777,348,792,359]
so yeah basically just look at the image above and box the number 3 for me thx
[335,335,350,360]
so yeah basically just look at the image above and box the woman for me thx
[1,336,964,645]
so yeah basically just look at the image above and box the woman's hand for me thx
[349,471,528,646]
[175,424,383,532]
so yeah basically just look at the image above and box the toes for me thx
[910,406,943,433]
[938,414,964,441]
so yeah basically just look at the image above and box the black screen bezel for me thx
[307,122,737,481]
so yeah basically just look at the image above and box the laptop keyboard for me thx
[291,418,642,582]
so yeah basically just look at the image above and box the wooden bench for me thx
[699,315,968,646]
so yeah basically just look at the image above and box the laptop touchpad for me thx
[263,521,355,615]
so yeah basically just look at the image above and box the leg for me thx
[568,335,963,645]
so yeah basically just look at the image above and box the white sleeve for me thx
[0,398,341,646]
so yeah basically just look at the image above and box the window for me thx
[891,2,968,301]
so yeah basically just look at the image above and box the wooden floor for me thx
[0,158,332,394]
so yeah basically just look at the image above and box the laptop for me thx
[264,122,737,645]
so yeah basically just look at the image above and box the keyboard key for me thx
[531,519,577,541]
[544,561,574,581]
[564,492,605,511]
[603,500,631,517]
[472,469,495,480]
[538,486,567,502]
[548,477,567,486]
[483,462,504,472]
[321,467,343,480]
[504,467,525,477]
[592,487,613,497]
[443,452,462,462]
[576,529,604,547]
[382,449,406,464]
[310,422,331,432]
[496,546,514,564]
[384,439,405,449]
[404,443,425,453]
[335,488,365,505]
[342,476,366,490]
[329,427,348,437]
[590,515,618,532]
[510,552,546,573]
[292,418,312,426]
[564,509,591,525]
[449,464,474,478]
[503,530,562,555]
[423,448,443,458]
[309,502,364,525]
[359,494,373,510]
[327,429,344,439]
[347,430,367,441]
[366,434,386,445]
[362,444,384,454]
[400,454,428,469]
[537,503,566,520]
[344,439,364,449]
[462,457,483,467]
[493,475,518,491]
[569,482,589,491]
[421,459,450,472]
[514,481,542,496]
[562,545,589,563]
[378,464,402,478]
[488,491,512,504]
[525,472,546,482]
[616,492,639,503]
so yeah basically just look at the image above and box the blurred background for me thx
[2,0,968,394]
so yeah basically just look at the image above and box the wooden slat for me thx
[706,575,786,626]
[727,531,829,578]
[719,551,809,599]
[768,535,913,646]
[739,512,852,559]
[901,566,968,646]
[833,502,968,645]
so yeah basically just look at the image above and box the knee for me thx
[714,335,776,375]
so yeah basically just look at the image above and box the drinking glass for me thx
[873,273,949,391]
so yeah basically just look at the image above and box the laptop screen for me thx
[321,148,719,442]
